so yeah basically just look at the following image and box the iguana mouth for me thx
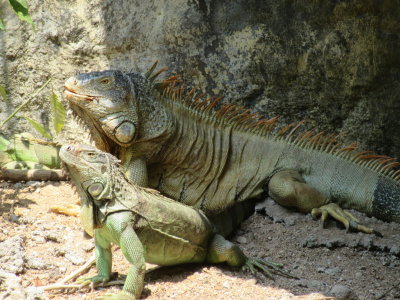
[64,87,96,102]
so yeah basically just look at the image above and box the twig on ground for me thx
[42,255,96,291]
[42,258,161,292]
[59,254,96,284]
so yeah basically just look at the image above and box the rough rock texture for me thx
[0,0,400,156]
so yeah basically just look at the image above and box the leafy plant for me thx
[0,79,67,140]
[0,78,51,128]
[1,0,35,30]
[23,92,66,140]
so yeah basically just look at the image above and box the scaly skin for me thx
[60,144,291,300]
[64,66,400,233]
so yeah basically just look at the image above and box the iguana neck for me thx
[122,73,175,160]
[69,104,116,153]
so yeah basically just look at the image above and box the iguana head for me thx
[60,144,118,201]
[65,71,139,147]
[60,143,120,235]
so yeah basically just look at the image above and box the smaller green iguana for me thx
[59,144,293,300]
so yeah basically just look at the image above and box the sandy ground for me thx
[0,180,399,300]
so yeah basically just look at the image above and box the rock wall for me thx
[1,0,399,155]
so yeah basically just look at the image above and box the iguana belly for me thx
[137,228,208,265]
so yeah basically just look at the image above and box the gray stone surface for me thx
[1,1,399,156]
[0,236,25,274]
[0,271,47,300]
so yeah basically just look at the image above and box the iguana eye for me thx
[100,78,111,85]
[84,152,97,161]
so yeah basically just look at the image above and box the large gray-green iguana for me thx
[64,63,400,234]
[59,143,292,300]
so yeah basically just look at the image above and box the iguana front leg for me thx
[268,169,378,235]
[76,229,112,286]
[206,234,293,279]
[119,148,148,186]
[96,213,146,300]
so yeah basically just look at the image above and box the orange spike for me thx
[233,109,251,120]
[195,97,212,110]
[287,120,305,139]
[320,133,333,147]
[185,88,196,104]
[164,75,180,82]
[265,116,278,125]
[382,161,400,170]
[353,151,373,158]
[240,112,260,123]
[326,134,342,153]
[224,105,239,116]
[316,133,328,149]
[191,93,205,107]
[149,67,169,81]
[216,104,233,117]
[203,96,223,112]
[308,132,324,149]
[278,122,295,136]
[358,154,391,160]
[337,142,358,153]
[296,131,313,146]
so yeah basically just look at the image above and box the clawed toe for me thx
[242,258,298,280]
[311,203,379,236]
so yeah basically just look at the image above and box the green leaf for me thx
[50,92,66,134]
[0,84,6,101]
[24,116,53,140]
[0,18,5,30]
[8,0,35,29]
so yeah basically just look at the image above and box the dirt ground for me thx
[0,180,399,300]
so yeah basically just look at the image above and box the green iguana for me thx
[64,63,400,234]
[59,143,292,300]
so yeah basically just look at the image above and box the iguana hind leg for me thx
[268,169,379,235]
[206,234,294,279]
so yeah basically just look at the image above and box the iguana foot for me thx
[242,257,298,279]
[95,291,134,300]
[76,274,111,288]
[311,203,382,237]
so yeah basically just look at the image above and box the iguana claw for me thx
[76,274,110,289]
[242,257,297,279]
[311,203,381,236]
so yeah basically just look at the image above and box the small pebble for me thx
[236,236,247,244]
[329,284,354,299]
